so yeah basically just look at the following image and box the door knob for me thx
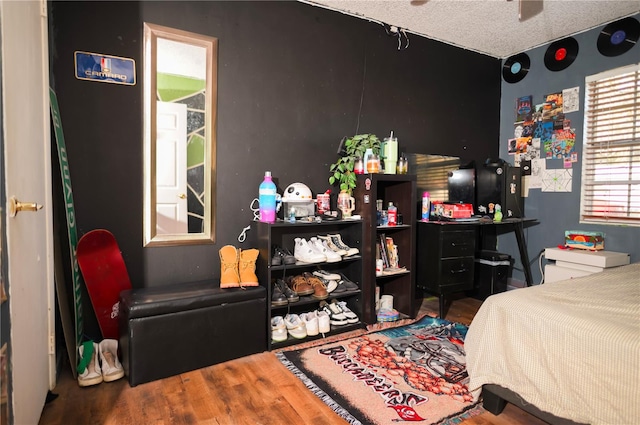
[9,196,43,217]
[178,193,186,199]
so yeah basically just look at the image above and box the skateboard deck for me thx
[77,229,132,340]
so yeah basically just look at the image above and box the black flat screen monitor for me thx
[448,169,475,206]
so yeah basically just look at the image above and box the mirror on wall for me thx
[143,23,218,247]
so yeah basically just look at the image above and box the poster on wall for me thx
[541,169,573,192]
[562,87,580,113]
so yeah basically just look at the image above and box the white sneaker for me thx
[319,300,348,326]
[313,269,341,281]
[336,300,359,324]
[317,235,348,256]
[329,234,359,256]
[309,237,341,263]
[284,313,308,339]
[271,316,288,342]
[98,339,124,382]
[300,311,319,336]
[294,238,326,264]
[316,309,331,334]
[77,341,103,387]
[325,279,338,293]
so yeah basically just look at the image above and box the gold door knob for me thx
[9,196,43,218]
[178,193,186,199]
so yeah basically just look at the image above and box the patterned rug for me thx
[277,316,485,425]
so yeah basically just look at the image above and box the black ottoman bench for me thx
[119,280,267,386]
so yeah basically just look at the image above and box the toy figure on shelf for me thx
[493,204,503,223]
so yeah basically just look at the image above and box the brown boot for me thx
[239,248,259,287]
[219,245,240,288]
[303,272,328,300]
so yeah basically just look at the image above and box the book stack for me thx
[376,234,407,275]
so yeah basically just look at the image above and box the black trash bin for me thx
[472,250,512,300]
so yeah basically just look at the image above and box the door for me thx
[0,1,55,424]
[156,101,188,234]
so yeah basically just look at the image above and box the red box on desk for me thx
[443,203,474,219]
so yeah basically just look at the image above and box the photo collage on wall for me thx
[509,87,579,192]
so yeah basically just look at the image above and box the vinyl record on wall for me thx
[597,17,639,57]
[502,53,530,84]
[544,37,579,71]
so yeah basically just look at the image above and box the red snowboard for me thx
[77,229,132,340]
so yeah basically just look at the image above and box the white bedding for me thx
[465,262,640,425]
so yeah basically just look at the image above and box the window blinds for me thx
[581,63,640,225]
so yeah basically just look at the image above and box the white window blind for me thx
[581,63,640,226]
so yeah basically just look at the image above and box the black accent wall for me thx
[49,1,500,294]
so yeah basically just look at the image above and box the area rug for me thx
[277,316,484,425]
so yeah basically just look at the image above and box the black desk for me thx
[416,218,538,318]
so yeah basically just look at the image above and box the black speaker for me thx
[476,159,524,218]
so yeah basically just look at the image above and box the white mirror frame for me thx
[143,23,217,247]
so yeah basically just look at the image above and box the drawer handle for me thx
[450,268,467,274]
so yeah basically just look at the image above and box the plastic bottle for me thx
[259,171,277,223]
[387,202,397,226]
[421,191,430,221]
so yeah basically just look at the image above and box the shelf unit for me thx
[354,174,417,324]
[255,220,365,350]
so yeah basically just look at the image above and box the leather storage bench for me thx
[119,280,266,386]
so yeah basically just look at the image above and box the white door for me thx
[156,101,188,234]
[1,1,55,424]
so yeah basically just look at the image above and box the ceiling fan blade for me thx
[519,0,543,21]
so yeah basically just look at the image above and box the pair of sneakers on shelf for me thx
[271,278,300,306]
[293,235,358,264]
[319,299,359,326]
[77,339,124,387]
[312,269,359,293]
[271,311,330,342]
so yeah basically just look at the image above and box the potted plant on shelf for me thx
[329,133,381,195]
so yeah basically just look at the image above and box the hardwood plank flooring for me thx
[39,296,549,425]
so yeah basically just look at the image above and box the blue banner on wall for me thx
[74,51,136,86]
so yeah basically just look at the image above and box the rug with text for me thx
[277,316,484,425]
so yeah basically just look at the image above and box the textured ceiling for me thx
[304,0,640,58]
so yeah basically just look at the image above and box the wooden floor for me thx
[39,296,549,425]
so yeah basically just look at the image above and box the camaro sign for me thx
[74,51,136,85]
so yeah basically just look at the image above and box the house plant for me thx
[329,133,381,195]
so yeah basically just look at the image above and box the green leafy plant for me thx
[329,134,381,194]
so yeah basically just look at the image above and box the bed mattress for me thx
[465,262,640,425]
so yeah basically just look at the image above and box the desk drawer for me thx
[441,230,475,257]
[439,257,474,286]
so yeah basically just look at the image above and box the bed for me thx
[465,262,640,425]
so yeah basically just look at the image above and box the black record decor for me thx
[597,17,639,57]
[502,53,530,84]
[544,37,579,72]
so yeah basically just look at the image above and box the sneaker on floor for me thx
[284,313,307,339]
[300,311,319,336]
[271,316,288,342]
[317,235,348,256]
[313,269,341,281]
[294,237,326,263]
[335,300,359,324]
[319,300,348,326]
[77,341,102,387]
[328,234,359,256]
[309,237,341,263]
[99,339,124,382]
[316,309,331,334]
